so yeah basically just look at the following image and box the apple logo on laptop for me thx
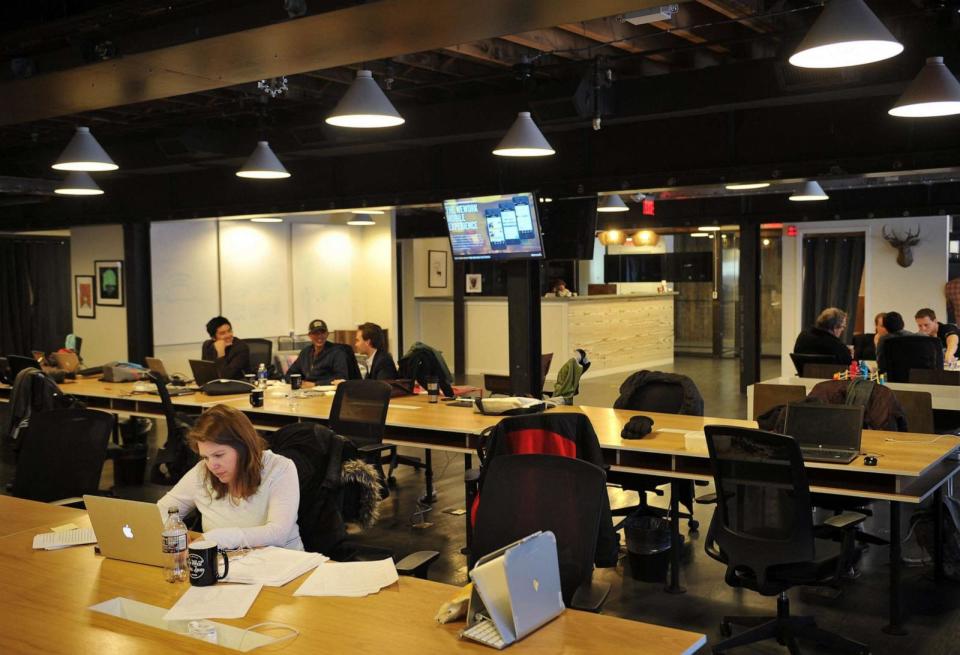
[122,524,134,539]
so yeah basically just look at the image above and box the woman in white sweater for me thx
[158,404,303,550]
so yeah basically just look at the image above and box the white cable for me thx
[238,622,300,651]
[884,435,959,445]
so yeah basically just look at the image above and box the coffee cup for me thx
[290,374,302,391]
[250,388,264,408]
[188,540,229,586]
[427,378,439,404]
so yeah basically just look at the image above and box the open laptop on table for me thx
[83,495,167,567]
[783,402,864,464]
[188,359,220,387]
[460,531,565,649]
[144,356,197,395]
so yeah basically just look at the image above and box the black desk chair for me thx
[789,352,843,377]
[473,454,610,611]
[908,368,960,386]
[329,380,398,497]
[880,335,943,382]
[609,372,704,530]
[12,408,114,505]
[703,425,869,655]
[245,338,274,376]
[8,354,41,379]
[851,333,876,361]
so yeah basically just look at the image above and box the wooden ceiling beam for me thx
[695,0,773,34]
[557,18,671,64]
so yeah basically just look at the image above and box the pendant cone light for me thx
[52,127,118,172]
[236,141,291,179]
[347,213,376,226]
[55,172,104,196]
[326,70,405,128]
[492,112,555,157]
[889,57,960,118]
[789,0,902,69]
[597,194,629,212]
[789,180,829,201]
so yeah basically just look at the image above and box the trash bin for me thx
[624,515,677,583]
[113,444,147,486]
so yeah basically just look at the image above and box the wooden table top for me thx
[0,497,706,655]
[0,495,88,538]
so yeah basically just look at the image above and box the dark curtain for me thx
[801,234,865,343]
[0,237,72,356]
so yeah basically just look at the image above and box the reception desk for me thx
[416,293,675,379]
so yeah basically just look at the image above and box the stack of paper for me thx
[294,558,398,597]
[224,547,327,587]
[32,528,97,550]
[162,584,263,621]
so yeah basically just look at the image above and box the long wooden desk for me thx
[3,377,959,635]
[0,497,706,655]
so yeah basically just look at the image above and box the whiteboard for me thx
[151,220,220,346]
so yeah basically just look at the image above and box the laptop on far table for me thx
[188,359,220,386]
[783,402,864,465]
[83,495,167,567]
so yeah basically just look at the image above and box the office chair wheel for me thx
[387,476,397,488]
[719,620,732,638]
[688,519,699,532]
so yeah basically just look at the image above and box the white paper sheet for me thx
[294,558,398,598]
[162,584,263,621]
[32,528,97,550]
[224,547,327,587]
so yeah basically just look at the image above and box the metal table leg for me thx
[665,480,686,594]
[419,448,438,504]
[934,487,945,582]
[882,501,907,635]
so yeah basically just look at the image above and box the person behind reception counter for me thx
[201,316,250,380]
[545,278,574,298]
[157,404,303,550]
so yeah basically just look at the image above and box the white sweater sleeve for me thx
[203,458,301,549]
[157,463,202,519]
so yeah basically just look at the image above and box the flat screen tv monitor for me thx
[443,192,544,261]
[540,196,598,260]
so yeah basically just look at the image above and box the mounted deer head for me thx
[882,226,921,268]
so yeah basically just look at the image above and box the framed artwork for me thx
[428,250,447,289]
[94,260,124,307]
[75,275,96,319]
[466,273,482,294]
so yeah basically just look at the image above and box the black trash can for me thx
[113,444,148,486]
[624,515,675,583]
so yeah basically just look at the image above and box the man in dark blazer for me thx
[355,322,398,380]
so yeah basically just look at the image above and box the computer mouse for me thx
[863,455,878,466]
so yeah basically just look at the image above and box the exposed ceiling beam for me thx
[0,0,677,126]
[695,0,772,34]
[0,176,58,196]
[499,28,611,61]
[443,40,543,68]
[557,18,671,64]
[650,4,730,54]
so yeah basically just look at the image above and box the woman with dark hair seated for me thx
[158,405,302,550]
[201,316,250,380]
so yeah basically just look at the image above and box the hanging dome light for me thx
[789,180,830,201]
[492,112,555,157]
[789,0,902,69]
[725,182,771,190]
[52,126,118,172]
[597,194,629,212]
[54,172,104,196]
[633,230,660,246]
[325,70,405,128]
[889,57,960,118]
[347,213,376,226]
[598,230,626,246]
[236,141,291,179]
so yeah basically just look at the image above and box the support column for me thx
[506,260,542,397]
[738,219,761,392]
[453,261,466,383]
[123,222,153,364]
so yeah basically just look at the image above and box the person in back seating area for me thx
[793,307,853,365]
[158,404,302,550]
[875,311,914,373]
[285,319,349,385]
[201,316,250,380]
[915,307,959,363]
[355,322,398,380]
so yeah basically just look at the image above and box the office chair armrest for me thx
[396,550,440,579]
[356,443,396,455]
[821,511,867,531]
[694,492,717,505]
[570,579,611,613]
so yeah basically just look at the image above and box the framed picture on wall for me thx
[75,275,96,319]
[428,250,447,289]
[466,273,482,294]
[94,260,124,307]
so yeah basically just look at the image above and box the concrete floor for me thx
[4,356,958,654]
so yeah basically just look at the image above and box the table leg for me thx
[664,480,686,594]
[934,487,944,582]
[882,501,908,635]
[462,454,475,557]
[419,449,438,504]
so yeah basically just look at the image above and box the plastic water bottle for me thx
[257,363,267,388]
[162,507,188,583]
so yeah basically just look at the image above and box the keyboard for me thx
[800,447,857,464]
[461,618,506,649]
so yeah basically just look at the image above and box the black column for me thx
[738,219,761,392]
[123,222,153,364]
[453,261,466,384]
[506,260,542,397]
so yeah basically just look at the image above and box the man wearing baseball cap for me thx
[285,319,349,384]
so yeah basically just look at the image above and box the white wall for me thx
[780,215,950,376]
[71,224,127,366]
[413,237,452,298]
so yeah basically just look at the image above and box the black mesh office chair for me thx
[908,368,960,386]
[473,454,610,611]
[328,380,397,497]
[789,352,844,377]
[880,335,943,382]
[12,408,114,504]
[7,354,41,378]
[245,338,274,375]
[703,425,869,655]
[851,333,876,361]
[609,371,704,530]
[148,375,198,485]
[333,342,363,380]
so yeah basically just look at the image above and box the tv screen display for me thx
[540,196,598,260]
[443,192,544,261]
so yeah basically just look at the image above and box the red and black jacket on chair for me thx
[471,412,619,568]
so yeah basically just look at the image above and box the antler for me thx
[905,225,921,244]
[882,225,921,245]
[882,226,901,244]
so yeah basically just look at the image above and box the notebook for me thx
[783,402,864,464]
[460,531,564,649]
[188,359,220,387]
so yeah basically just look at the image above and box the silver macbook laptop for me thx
[144,356,197,395]
[84,495,167,567]
[188,359,220,386]
[460,531,565,649]
[784,402,864,464]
